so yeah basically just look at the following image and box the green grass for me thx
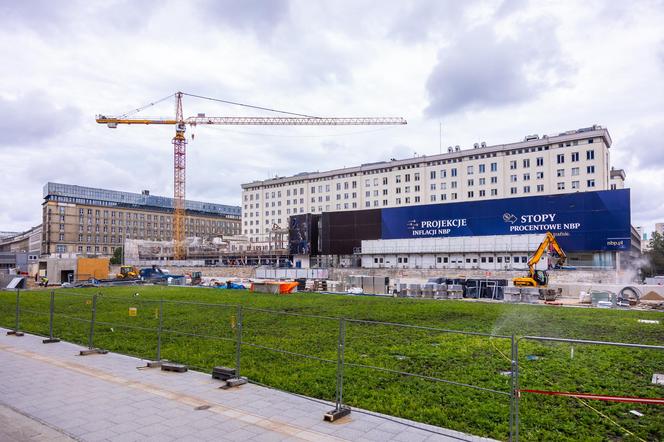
[1,287,663,441]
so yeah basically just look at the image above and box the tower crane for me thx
[97,92,407,259]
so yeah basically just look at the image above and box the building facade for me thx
[242,125,613,247]
[42,183,241,256]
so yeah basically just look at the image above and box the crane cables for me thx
[181,92,321,119]
[115,93,175,118]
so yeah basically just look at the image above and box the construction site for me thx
[1,92,663,442]
[0,91,660,309]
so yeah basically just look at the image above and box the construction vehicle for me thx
[513,231,567,288]
[116,265,139,279]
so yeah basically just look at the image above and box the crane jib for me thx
[96,117,407,126]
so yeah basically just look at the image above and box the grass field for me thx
[1,286,663,441]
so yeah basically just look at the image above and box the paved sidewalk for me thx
[0,403,76,441]
[0,328,496,442]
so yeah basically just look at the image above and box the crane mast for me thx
[173,92,187,259]
[97,92,407,260]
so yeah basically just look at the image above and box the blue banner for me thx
[380,189,631,251]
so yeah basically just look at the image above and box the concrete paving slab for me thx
[0,327,497,441]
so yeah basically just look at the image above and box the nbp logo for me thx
[503,213,517,224]
[406,219,419,230]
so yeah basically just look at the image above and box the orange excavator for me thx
[513,232,567,287]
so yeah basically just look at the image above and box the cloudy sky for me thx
[1,0,663,234]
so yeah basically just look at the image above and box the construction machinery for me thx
[97,92,407,260]
[116,265,139,279]
[513,232,567,288]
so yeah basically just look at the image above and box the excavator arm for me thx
[514,232,567,287]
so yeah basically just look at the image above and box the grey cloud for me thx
[196,0,289,37]
[0,92,81,145]
[617,124,664,170]
[1,1,157,35]
[388,0,525,43]
[389,1,467,43]
[424,20,571,116]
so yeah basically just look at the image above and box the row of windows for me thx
[386,255,530,265]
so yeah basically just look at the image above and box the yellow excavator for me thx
[116,265,139,279]
[513,232,567,287]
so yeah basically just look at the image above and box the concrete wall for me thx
[125,264,623,285]
[327,267,621,284]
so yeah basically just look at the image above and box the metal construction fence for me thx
[1,288,663,441]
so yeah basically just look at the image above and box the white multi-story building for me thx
[242,125,614,248]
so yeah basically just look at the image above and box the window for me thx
[479,164,485,173]
[523,173,530,181]
[451,168,457,177]
[510,187,517,195]
[56,245,66,253]
[430,183,436,190]
[382,177,388,185]
[536,171,544,179]
[587,179,595,188]
[430,195,437,202]
[536,157,544,166]
[451,181,457,188]
[572,167,580,176]
[430,171,436,179]
[557,182,565,190]
[441,194,447,201]
[523,186,530,193]
[479,178,486,185]
[557,169,565,177]
[587,150,595,160]
[414,173,420,181]
[490,176,498,184]
[468,179,474,186]
[405,174,411,182]
[537,184,544,192]
[571,152,579,162]
[467,165,474,175]
[510,160,517,170]
[572,181,579,189]
[451,193,457,200]
[587,165,595,174]
[491,189,498,196]
[396,175,401,183]
[440,170,447,178]
[588,138,594,143]
[557,154,565,164]
[468,191,474,198]
[479,190,486,197]
[490,162,497,172]
[523,159,530,168]
[510,175,517,182]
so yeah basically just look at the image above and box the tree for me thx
[110,247,123,265]
[642,232,664,277]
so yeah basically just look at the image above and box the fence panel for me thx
[239,307,340,404]
[517,336,664,442]
[343,319,514,441]
[158,300,237,371]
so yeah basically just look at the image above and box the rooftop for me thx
[44,182,241,217]
[242,125,611,189]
